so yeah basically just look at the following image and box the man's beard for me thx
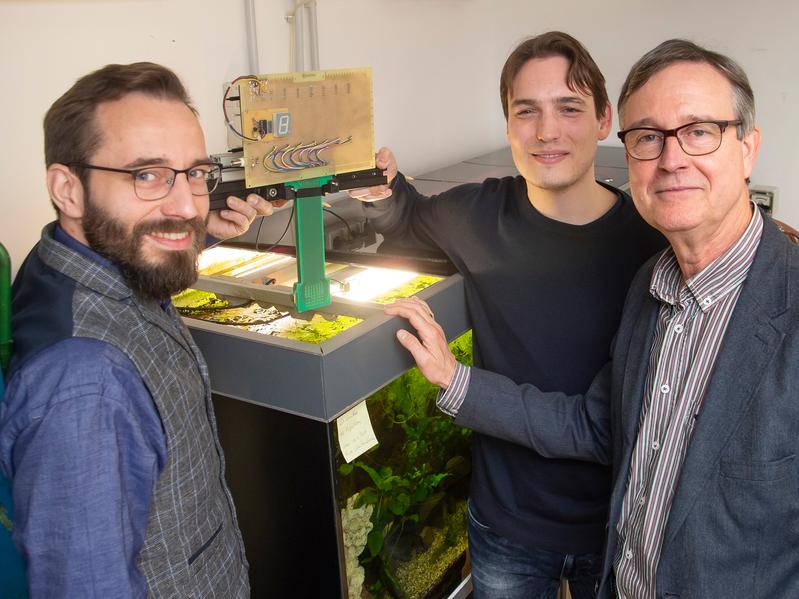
[82,197,206,301]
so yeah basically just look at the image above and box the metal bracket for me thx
[209,167,387,210]
[206,166,387,312]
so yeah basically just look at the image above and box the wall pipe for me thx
[287,0,320,72]
[244,0,260,74]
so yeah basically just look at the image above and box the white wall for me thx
[0,0,253,275]
[2,0,797,275]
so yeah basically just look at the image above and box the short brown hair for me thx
[618,39,754,138]
[500,31,610,121]
[44,62,196,170]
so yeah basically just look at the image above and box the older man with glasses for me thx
[0,63,272,597]
[385,39,799,599]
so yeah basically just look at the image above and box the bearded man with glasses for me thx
[386,39,799,598]
[0,62,273,597]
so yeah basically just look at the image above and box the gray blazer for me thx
[457,213,799,598]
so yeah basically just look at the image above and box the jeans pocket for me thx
[467,501,491,531]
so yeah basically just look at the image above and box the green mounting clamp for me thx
[0,243,11,376]
[287,176,332,312]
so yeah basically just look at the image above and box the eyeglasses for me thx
[68,162,223,201]
[617,120,742,161]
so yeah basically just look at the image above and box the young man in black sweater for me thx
[352,32,665,598]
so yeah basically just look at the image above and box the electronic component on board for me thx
[223,69,376,188]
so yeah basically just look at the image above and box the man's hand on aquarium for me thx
[385,297,457,389]
[347,146,397,202]
[206,193,274,240]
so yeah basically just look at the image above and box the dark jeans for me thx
[468,503,602,599]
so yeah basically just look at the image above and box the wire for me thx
[223,76,261,142]
[262,137,353,173]
[256,201,296,252]
[323,208,354,238]
[253,213,266,251]
[329,277,351,292]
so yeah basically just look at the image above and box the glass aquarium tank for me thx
[335,332,472,599]
[178,245,473,598]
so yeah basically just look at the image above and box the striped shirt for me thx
[436,361,471,416]
[614,205,763,599]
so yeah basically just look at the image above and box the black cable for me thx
[256,201,295,252]
[323,207,354,238]
[223,77,260,142]
[253,213,266,251]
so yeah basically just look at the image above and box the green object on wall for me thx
[0,242,11,374]
[289,176,332,312]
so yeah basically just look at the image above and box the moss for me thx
[278,315,363,344]
[394,501,469,599]
[172,289,228,309]
[176,274,443,345]
[172,275,450,354]
[372,276,442,305]
[174,291,287,327]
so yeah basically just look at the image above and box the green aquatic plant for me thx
[172,288,229,309]
[394,502,468,599]
[280,315,362,344]
[174,274,439,344]
[372,276,441,305]
[336,331,473,598]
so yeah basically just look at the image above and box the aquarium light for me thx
[198,246,293,278]
[332,267,418,301]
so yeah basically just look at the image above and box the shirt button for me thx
[660,383,670,394]
[638,496,646,506]
[702,297,713,307]
[652,440,661,451]
[673,323,684,333]
[626,549,633,560]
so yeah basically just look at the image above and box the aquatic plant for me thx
[280,315,362,344]
[336,331,473,598]
[174,274,441,344]
[371,276,441,305]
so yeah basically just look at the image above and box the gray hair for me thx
[618,39,754,138]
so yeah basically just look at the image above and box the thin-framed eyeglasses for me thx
[68,162,223,201]
[617,120,742,161]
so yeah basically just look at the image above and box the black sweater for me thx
[364,173,666,553]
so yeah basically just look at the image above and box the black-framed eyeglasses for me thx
[617,120,742,161]
[68,162,223,201]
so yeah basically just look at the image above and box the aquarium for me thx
[335,332,473,599]
[180,244,472,598]
[176,246,443,343]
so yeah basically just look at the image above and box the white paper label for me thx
[336,401,379,463]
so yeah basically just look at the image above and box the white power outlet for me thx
[749,184,778,215]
